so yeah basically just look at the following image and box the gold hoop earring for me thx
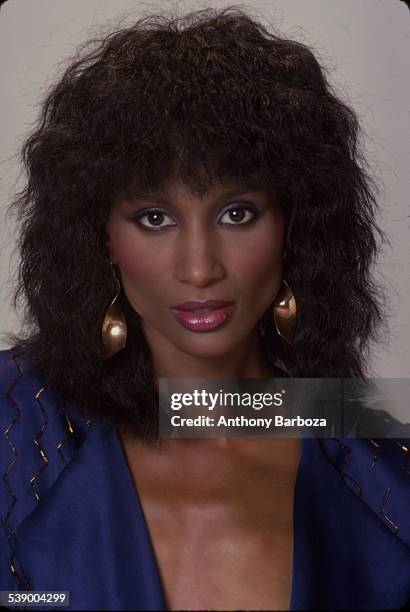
[102,265,127,359]
[272,280,297,345]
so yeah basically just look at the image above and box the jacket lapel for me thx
[11,422,166,611]
[290,437,410,610]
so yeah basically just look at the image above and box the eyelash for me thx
[132,204,260,232]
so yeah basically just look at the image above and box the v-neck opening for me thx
[114,428,308,612]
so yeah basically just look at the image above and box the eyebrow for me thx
[127,185,266,207]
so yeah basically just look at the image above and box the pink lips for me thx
[171,300,235,332]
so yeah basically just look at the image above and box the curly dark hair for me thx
[9,7,386,440]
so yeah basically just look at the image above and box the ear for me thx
[108,250,117,265]
[104,229,116,264]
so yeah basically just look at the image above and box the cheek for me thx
[239,248,282,308]
[106,216,164,298]
[244,240,281,276]
[235,215,285,295]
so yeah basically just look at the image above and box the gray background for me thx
[1,0,409,380]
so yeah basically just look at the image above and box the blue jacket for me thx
[1,349,409,610]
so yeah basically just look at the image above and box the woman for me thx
[1,8,409,611]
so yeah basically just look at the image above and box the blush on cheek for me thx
[107,218,147,279]
[244,233,283,277]
[111,240,164,303]
[116,252,147,280]
[248,256,283,301]
[240,223,284,303]
[249,242,281,270]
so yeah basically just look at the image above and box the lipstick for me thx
[171,301,235,332]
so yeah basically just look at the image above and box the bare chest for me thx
[131,481,295,609]
[146,509,294,611]
[120,437,300,611]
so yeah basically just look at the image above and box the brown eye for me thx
[219,206,256,225]
[228,209,245,222]
[147,212,164,226]
[135,210,177,231]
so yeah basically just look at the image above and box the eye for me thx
[218,205,258,226]
[134,209,177,231]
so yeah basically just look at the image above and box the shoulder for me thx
[319,435,410,550]
[0,348,89,535]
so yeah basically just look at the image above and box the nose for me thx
[174,226,226,288]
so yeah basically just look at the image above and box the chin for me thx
[173,329,251,359]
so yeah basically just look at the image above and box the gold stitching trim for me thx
[368,438,383,470]
[30,387,49,502]
[56,405,75,465]
[9,554,32,590]
[2,355,24,534]
[380,486,399,534]
[337,440,362,497]
[9,556,22,588]
[395,440,410,475]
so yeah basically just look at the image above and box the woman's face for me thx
[106,178,285,360]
